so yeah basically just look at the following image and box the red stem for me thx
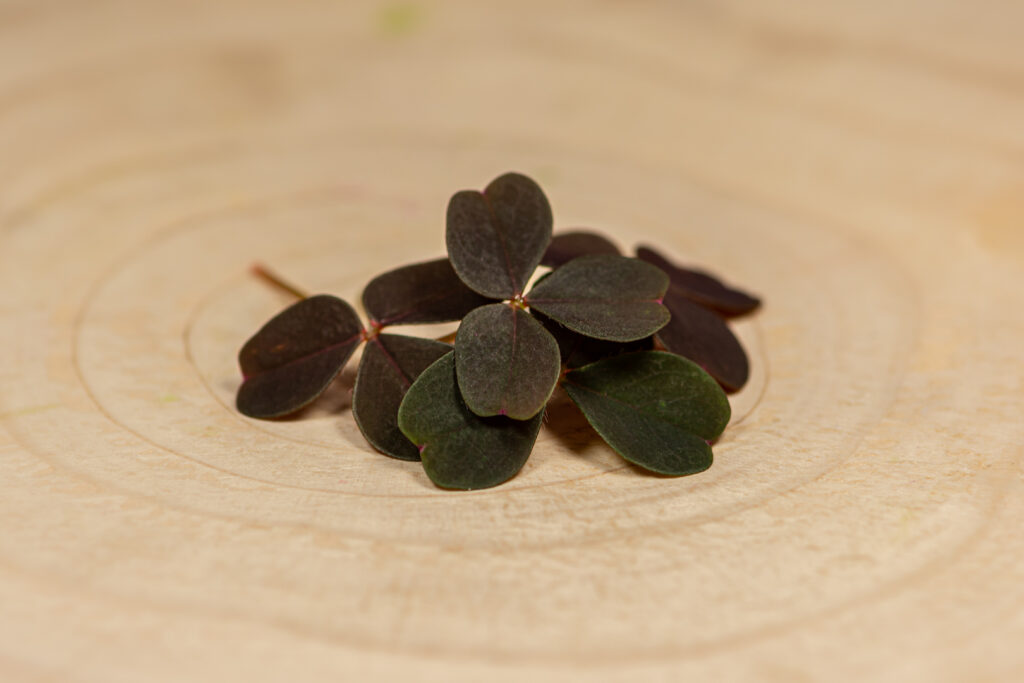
[250,263,308,300]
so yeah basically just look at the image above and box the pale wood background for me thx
[1,1,1023,681]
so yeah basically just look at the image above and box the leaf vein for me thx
[244,331,363,379]
[371,337,413,389]
[481,192,520,296]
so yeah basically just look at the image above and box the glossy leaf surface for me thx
[237,295,363,418]
[362,257,492,326]
[541,230,620,268]
[398,352,543,490]
[446,172,553,298]
[455,303,560,419]
[526,254,670,342]
[352,334,452,460]
[636,245,760,316]
[658,293,750,392]
[563,351,731,475]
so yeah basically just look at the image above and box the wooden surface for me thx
[2,1,1023,680]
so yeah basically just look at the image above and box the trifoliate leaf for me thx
[237,295,363,418]
[636,245,760,316]
[362,257,493,326]
[446,172,553,299]
[526,254,669,342]
[657,293,750,392]
[398,352,543,490]
[454,303,560,419]
[541,230,620,268]
[352,334,452,460]
[562,351,731,475]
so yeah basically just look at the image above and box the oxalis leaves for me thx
[526,254,670,342]
[353,334,452,460]
[563,352,730,476]
[235,172,762,490]
[237,295,363,418]
[455,304,560,420]
[540,230,620,268]
[635,245,758,390]
[399,352,543,490]
[362,257,492,326]
[446,172,552,299]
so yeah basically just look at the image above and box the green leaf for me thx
[541,230,620,268]
[562,351,731,475]
[526,254,670,342]
[446,172,553,299]
[352,334,452,460]
[362,257,493,326]
[237,295,363,418]
[657,292,750,392]
[454,303,560,419]
[398,352,543,490]
[636,245,760,316]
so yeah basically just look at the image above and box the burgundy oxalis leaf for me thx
[362,257,493,326]
[657,294,750,392]
[237,295,363,418]
[352,334,452,460]
[454,303,561,420]
[541,230,620,269]
[446,172,553,299]
[636,245,760,316]
[526,254,670,342]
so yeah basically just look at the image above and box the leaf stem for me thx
[362,319,383,342]
[250,263,308,300]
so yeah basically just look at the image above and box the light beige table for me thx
[1,1,1023,680]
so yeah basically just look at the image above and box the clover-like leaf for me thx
[533,310,653,369]
[657,294,750,392]
[352,334,452,460]
[398,352,543,490]
[562,351,731,476]
[541,230,620,268]
[237,295,363,418]
[636,245,760,316]
[526,254,669,342]
[454,303,560,419]
[362,257,493,326]
[446,172,553,299]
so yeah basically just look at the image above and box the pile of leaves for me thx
[236,173,760,490]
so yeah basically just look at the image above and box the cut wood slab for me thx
[1,1,1022,681]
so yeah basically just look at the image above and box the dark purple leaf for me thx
[454,303,560,420]
[352,334,452,460]
[446,172,553,299]
[658,292,750,392]
[540,230,620,268]
[533,310,653,369]
[526,254,669,342]
[362,257,493,327]
[563,351,730,475]
[398,352,543,490]
[636,245,760,316]
[237,295,363,418]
